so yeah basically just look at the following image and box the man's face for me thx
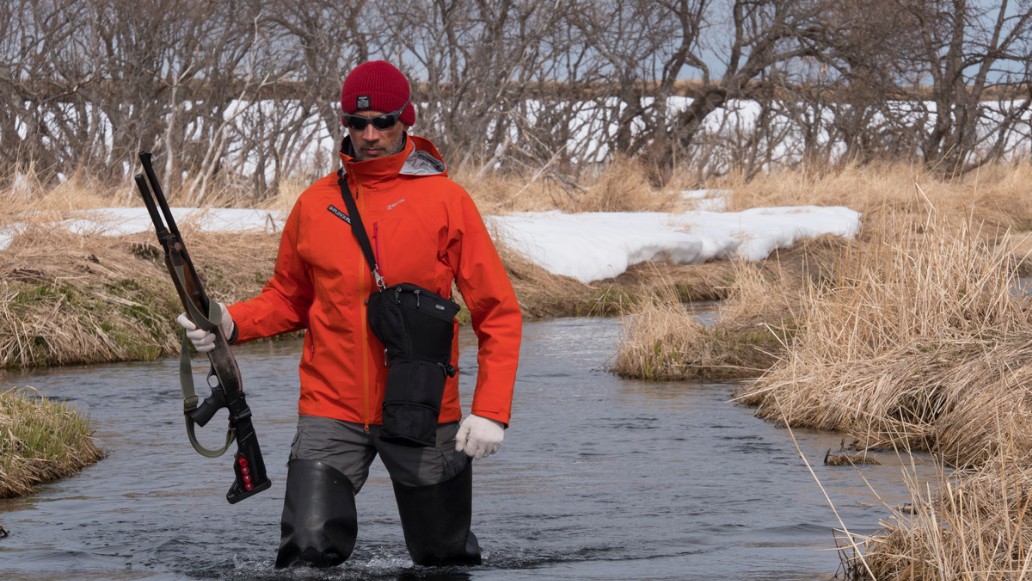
[347,111,407,161]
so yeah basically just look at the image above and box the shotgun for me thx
[134,151,271,504]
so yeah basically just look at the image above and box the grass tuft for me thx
[0,387,104,498]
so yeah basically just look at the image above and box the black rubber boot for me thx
[392,462,482,566]
[275,459,358,568]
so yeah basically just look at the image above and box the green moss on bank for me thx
[0,387,104,498]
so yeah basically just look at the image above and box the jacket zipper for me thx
[354,175,371,431]
[372,222,382,279]
[372,221,389,372]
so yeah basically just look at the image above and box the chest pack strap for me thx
[337,168,387,291]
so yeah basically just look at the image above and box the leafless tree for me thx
[265,0,370,158]
[905,0,1032,174]
[375,0,568,174]
[0,0,91,181]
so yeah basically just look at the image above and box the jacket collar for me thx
[338,134,447,187]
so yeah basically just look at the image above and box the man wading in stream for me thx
[176,60,522,568]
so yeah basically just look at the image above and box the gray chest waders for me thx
[275,459,357,569]
[393,461,482,566]
[276,457,481,568]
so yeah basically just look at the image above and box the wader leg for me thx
[275,459,357,568]
[392,462,482,566]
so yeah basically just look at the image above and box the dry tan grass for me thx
[0,228,177,368]
[609,161,1032,383]
[723,162,1032,240]
[608,256,737,302]
[844,450,1032,580]
[735,210,1031,463]
[611,235,848,380]
[0,224,278,369]
[561,156,685,213]
[609,258,804,381]
[717,258,803,329]
[455,167,569,215]
[0,170,132,233]
[257,177,308,213]
[588,162,1032,579]
[609,278,709,381]
[458,155,686,215]
[715,166,1032,580]
[493,239,599,318]
[823,450,881,466]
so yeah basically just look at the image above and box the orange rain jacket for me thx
[228,135,522,427]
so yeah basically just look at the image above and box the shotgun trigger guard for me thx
[207,366,221,389]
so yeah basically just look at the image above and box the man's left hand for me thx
[455,414,505,459]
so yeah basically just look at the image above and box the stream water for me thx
[0,316,934,581]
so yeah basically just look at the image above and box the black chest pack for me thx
[337,170,460,447]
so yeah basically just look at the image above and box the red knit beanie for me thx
[340,60,416,126]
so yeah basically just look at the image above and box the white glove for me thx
[175,303,233,353]
[455,414,505,459]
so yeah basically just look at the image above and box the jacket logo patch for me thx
[386,198,407,211]
[327,204,351,224]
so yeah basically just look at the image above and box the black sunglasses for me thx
[342,99,410,131]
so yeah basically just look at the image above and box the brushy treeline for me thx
[2,0,1031,204]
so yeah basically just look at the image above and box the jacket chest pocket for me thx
[371,210,448,284]
[298,211,364,273]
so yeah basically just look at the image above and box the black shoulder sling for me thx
[337,169,460,447]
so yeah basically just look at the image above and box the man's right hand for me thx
[175,303,233,353]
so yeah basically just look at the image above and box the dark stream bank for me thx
[0,316,933,581]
